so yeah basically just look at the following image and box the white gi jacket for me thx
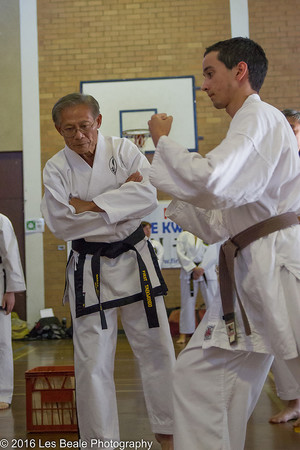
[41,132,163,312]
[150,94,300,359]
[0,214,26,296]
[176,231,218,281]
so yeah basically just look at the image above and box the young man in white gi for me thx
[147,37,300,449]
[176,231,219,344]
[0,214,26,410]
[41,93,175,450]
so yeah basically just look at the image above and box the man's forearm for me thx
[69,197,105,214]
[87,201,105,213]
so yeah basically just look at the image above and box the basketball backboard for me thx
[80,76,198,153]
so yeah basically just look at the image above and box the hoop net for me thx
[122,129,151,153]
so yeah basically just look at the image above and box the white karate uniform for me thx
[176,231,219,334]
[41,132,175,448]
[150,238,164,268]
[149,94,300,449]
[0,214,26,404]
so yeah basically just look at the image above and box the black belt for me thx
[70,225,167,329]
[189,262,207,296]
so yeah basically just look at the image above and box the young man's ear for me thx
[235,61,248,82]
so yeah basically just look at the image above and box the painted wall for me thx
[0,0,22,151]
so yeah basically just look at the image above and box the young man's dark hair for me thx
[204,37,268,92]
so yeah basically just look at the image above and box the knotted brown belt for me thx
[219,212,299,345]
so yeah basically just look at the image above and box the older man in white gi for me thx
[176,231,219,344]
[41,93,175,450]
[0,214,26,410]
[148,37,300,450]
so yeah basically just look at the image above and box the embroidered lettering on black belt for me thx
[71,225,167,329]
[219,212,299,345]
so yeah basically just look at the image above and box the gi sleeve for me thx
[41,161,119,241]
[166,200,228,244]
[149,132,273,210]
[151,239,164,268]
[200,244,218,273]
[92,139,158,223]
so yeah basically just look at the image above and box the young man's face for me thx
[56,104,102,156]
[201,51,237,111]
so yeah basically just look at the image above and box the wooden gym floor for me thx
[1,336,300,449]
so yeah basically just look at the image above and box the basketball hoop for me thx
[122,129,151,153]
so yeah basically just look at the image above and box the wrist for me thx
[91,201,104,212]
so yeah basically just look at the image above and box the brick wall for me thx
[38,0,300,323]
[249,0,300,114]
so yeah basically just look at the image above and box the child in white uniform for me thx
[0,214,26,410]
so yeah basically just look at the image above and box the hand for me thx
[2,292,15,314]
[148,113,173,147]
[192,267,204,280]
[125,171,143,183]
[69,197,104,214]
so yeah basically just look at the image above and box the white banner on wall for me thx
[143,201,182,268]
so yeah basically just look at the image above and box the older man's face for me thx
[56,104,102,156]
[287,117,300,151]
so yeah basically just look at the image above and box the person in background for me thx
[142,221,164,268]
[269,108,300,426]
[282,109,300,154]
[41,93,175,450]
[0,214,26,410]
[176,230,219,344]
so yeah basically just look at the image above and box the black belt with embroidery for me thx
[70,225,167,329]
[189,262,207,296]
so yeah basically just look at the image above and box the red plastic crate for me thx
[25,366,77,432]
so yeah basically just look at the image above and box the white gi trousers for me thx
[173,319,274,450]
[0,310,13,404]
[272,358,300,400]
[69,279,175,449]
[271,267,300,400]
[179,277,219,334]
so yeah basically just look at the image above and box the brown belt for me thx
[219,212,299,345]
